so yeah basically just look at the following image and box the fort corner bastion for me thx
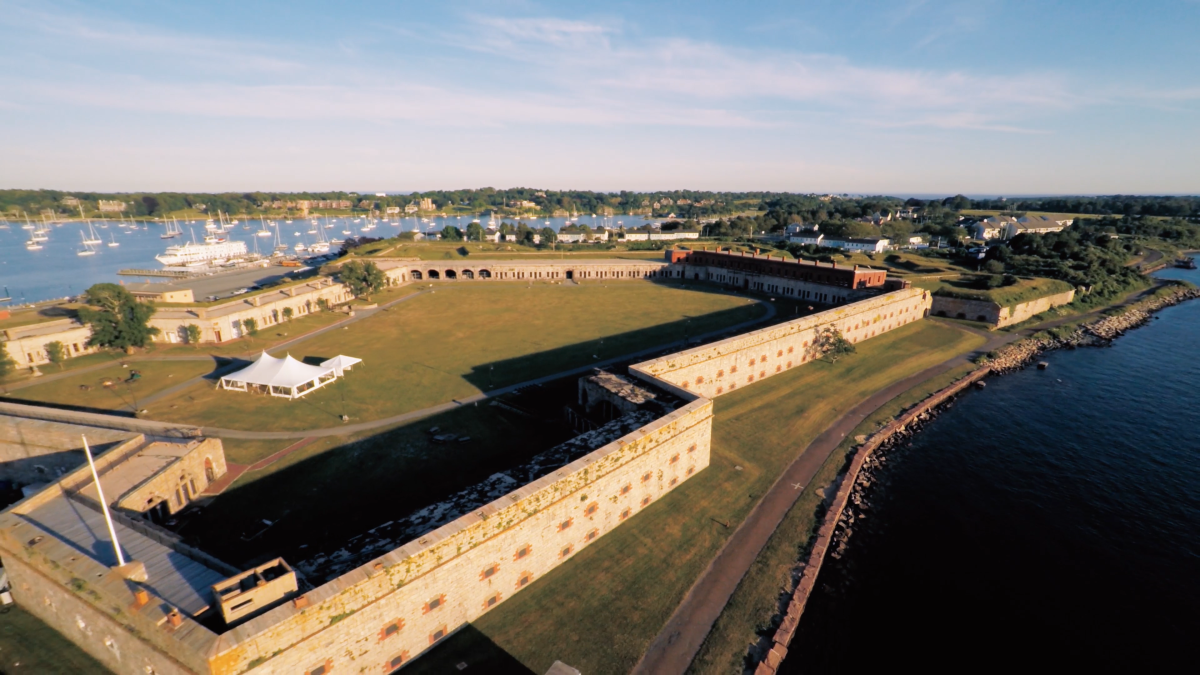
[0,251,930,675]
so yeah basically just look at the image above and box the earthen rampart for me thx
[631,288,932,399]
[930,289,1075,328]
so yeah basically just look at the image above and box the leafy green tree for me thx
[45,341,67,369]
[0,348,13,378]
[540,227,556,244]
[466,222,485,242]
[242,318,258,336]
[814,326,856,363]
[340,260,386,299]
[441,225,463,241]
[185,324,202,344]
[282,307,294,321]
[77,283,159,351]
[984,260,1005,274]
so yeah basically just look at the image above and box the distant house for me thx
[974,215,1015,240]
[557,233,585,243]
[404,202,419,214]
[1005,215,1071,238]
[621,232,650,241]
[97,200,126,212]
[824,237,890,253]
[385,206,400,215]
[788,232,824,247]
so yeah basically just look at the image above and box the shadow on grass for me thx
[402,624,535,675]
[180,379,579,570]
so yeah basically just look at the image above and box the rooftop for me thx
[77,440,198,506]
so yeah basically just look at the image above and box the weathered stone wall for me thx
[998,289,1075,327]
[210,399,713,675]
[1,552,203,675]
[115,438,227,516]
[2,320,98,368]
[631,289,932,400]
[931,289,1075,328]
[376,259,674,284]
[679,264,868,305]
[0,417,132,486]
[150,280,354,345]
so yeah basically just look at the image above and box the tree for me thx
[984,260,1005,274]
[282,307,294,321]
[441,225,463,241]
[466,222,485,242]
[45,341,67,369]
[340,260,385,299]
[185,324,202,344]
[540,227,557,244]
[813,326,856,363]
[0,348,13,378]
[77,283,159,351]
[242,318,258,336]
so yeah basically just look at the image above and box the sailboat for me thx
[273,223,288,252]
[82,220,102,245]
[77,231,97,256]
[161,217,181,239]
[107,232,120,247]
[256,217,273,238]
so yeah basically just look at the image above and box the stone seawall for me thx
[751,368,989,674]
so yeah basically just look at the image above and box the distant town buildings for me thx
[97,200,126,212]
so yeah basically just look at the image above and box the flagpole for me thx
[82,435,126,567]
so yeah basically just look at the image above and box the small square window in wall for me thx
[484,593,502,609]
[641,496,652,507]
[749,358,756,366]
[424,594,446,613]
[717,369,724,378]
[388,651,410,670]
[586,528,598,541]
[481,564,499,580]
[620,508,631,520]
[788,346,794,354]
[515,545,532,560]
[760,354,767,362]
[620,484,632,495]
[558,518,573,531]
[379,619,405,640]
[687,467,695,476]
[777,350,783,357]
[669,454,680,464]
[642,472,652,483]
[688,444,697,453]
[760,370,766,378]
[695,376,704,385]
[776,365,782,373]
[308,661,332,675]
[748,375,754,383]
[681,381,690,389]
[787,361,793,368]
[517,572,533,588]
[717,386,724,394]
[731,365,738,373]
[585,502,600,516]
[430,626,448,644]
[560,545,573,558]
[669,477,678,487]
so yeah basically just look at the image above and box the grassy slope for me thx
[0,606,111,674]
[146,282,763,431]
[688,361,979,674]
[931,277,1075,307]
[404,320,986,675]
[5,360,216,410]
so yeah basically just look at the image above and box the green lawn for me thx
[0,606,111,674]
[931,276,1075,308]
[404,320,987,675]
[5,359,217,411]
[688,361,980,674]
[146,282,765,431]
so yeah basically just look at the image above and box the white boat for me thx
[205,219,219,231]
[309,242,330,254]
[256,217,273,237]
[156,239,247,266]
[25,241,43,250]
[294,242,308,252]
[82,221,102,245]
[107,232,120,247]
[77,231,97,256]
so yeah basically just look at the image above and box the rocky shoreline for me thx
[753,280,1199,675]
[983,283,1200,374]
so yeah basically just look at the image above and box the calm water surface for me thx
[0,214,652,304]
[787,267,1200,672]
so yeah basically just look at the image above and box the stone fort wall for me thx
[930,289,1074,328]
[631,288,932,400]
[375,258,675,284]
[211,397,712,674]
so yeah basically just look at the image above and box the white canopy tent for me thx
[219,352,339,400]
[320,355,363,377]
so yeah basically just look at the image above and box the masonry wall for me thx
[0,418,132,485]
[681,264,864,305]
[631,288,932,400]
[208,398,714,675]
[2,320,98,368]
[382,259,673,283]
[1,552,202,675]
[116,438,228,516]
[998,289,1076,327]
[150,281,354,345]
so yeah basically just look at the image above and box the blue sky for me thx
[1,0,1197,194]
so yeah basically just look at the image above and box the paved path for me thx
[632,326,1012,675]
[200,437,319,495]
